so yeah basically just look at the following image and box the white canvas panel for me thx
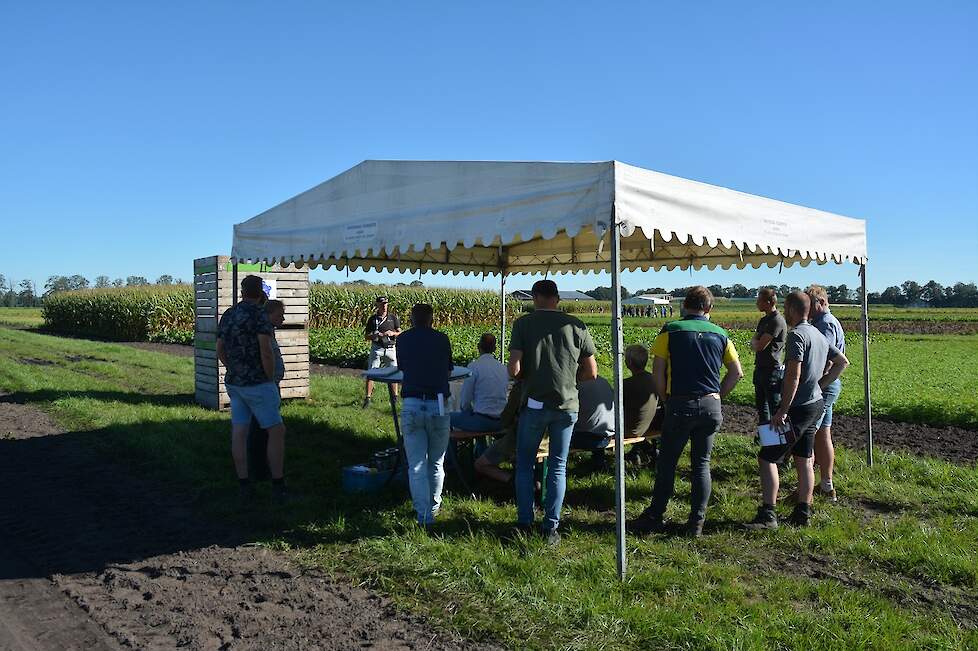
[232,160,867,274]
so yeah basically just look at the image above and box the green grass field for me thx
[0,307,44,329]
[1,327,975,649]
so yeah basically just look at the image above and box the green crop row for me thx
[308,284,501,328]
[42,286,194,343]
[40,284,506,342]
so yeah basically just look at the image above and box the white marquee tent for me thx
[232,160,872,578]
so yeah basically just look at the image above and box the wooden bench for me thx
[534,430,661,462]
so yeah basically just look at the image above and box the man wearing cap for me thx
[806,284,846,502]
[508,279,598,545]
[628,286,743,537]
[363,296,401,409]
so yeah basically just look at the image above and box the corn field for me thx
[42,286,195,343]
[307,284,500,328]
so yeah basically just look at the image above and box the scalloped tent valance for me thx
[231,160,867,275]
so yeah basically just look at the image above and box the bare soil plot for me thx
[0,394,497,651]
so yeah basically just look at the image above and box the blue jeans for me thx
[449,409,502,433]
[648,396,722,525]
[400,398,451,524]
[816,379,842,429]
[515,406,578,532]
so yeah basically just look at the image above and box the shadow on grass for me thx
[2,385,742,581]
[3,388,196,407]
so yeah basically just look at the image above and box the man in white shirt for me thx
[450,333,509,432]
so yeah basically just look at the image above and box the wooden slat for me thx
[195,372,223,388]
[195,318,218,334]
[278,378,309,389]
[280,354,307,363]
[280,386,309,400]
[194,348,218,360]
[277,338,309,346]
[195,357,219,371]
[274,288,309,298]
[195,389,219,410]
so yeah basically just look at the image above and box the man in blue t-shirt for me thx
[396,303,454,527]
[217,275,288,503]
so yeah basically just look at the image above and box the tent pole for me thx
[860,264,874,466]
[499,273,507,362]
[609,214,627,580]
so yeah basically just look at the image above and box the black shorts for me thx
[759,399,825,463]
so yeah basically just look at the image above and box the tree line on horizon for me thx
[584,280,978,308]
[0,274,184,307]
[0,274,976,309]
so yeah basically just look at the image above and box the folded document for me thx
[758,422,791,447]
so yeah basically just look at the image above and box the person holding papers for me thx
[396,304,454,529]
[450,333,509,432]
[745,291,849,530]
[508,280,598,545]
[628,286,743,538]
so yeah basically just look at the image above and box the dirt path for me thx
[0,395,497,650]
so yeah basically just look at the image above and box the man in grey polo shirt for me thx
[746,291,849,530]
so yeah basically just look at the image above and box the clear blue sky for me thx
[2,2,976,294]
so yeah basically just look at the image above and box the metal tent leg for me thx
[609,215,627,580]
[499,273,507,361]
[860,264,874,466]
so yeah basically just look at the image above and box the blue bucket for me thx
[342,465,394,493]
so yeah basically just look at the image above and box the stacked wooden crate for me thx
[193,255,310,410]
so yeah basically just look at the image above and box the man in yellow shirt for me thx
[628,286,743,537]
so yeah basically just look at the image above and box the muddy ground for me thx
[0,394,498,650]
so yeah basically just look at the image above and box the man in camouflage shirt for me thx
[217,275,288,502]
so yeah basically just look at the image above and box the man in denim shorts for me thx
[217,275,288,503]
[745,291,848,529]
[807,284,846,502]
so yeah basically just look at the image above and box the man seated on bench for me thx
[622,344,661,466]
[473,379,523,483]
[450,333,509,433]
[569,376,615,469]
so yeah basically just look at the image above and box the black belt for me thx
[402,391,444,401]
[373,345,395,350]
[669,393,720,400]
[474,412,502,420]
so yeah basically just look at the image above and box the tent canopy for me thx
[232,160,868,275]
